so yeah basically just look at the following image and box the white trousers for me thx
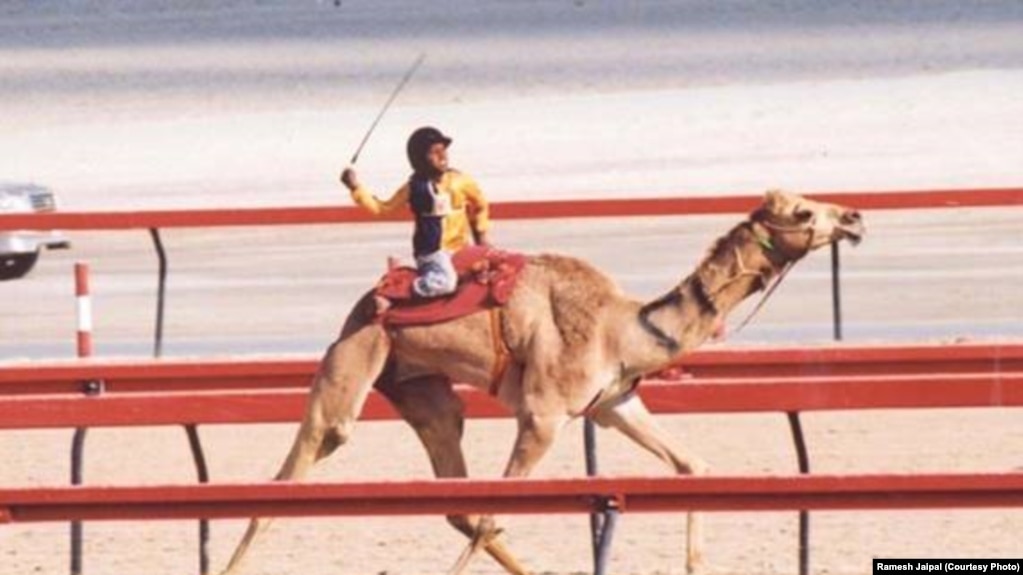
[413,250,457,297]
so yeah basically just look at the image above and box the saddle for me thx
[374,246,527,327]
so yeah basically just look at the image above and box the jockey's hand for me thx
[340,166,359,191]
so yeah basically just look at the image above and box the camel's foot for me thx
[686,508,705,574]
[686,551,704,574]
[448,515,503,575]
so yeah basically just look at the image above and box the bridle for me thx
[727,212,818,334]
[636,209,821,352]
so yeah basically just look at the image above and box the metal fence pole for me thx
[149,228,212,574]
[70,262,92,575]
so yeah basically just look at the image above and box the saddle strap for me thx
[488,307,512,396]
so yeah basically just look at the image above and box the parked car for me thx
[0,183,70,280]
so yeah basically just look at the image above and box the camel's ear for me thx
[762,189,791,213]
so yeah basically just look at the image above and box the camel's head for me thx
[751,189,865,258]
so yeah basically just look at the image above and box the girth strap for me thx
[488,307,512,396]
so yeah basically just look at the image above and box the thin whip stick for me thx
[349,52,426,165]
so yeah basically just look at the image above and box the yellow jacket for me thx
[351,170,490,256]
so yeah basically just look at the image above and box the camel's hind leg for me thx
[376,376,531,575]
[218,322,391,575]
[590,393,708,574]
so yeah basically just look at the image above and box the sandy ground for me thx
[2,2,1023,574]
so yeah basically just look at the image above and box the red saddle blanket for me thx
[375,246,527,326]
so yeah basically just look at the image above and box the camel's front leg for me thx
[590,393,708,574]
[448,406,568,575]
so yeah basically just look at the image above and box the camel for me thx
[218,189,865,575]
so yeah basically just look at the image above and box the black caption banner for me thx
[875,559,1023,573]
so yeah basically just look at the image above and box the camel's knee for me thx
[274,415,355,481]
[446,514,500,539]
[306,373,368,442]
[317,421,354,459]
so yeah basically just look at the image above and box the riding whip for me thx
[349,52,426,165]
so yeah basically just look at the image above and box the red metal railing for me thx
[2,187,1020,575]
[2,341,1019,395]
[2,342,1020,429]
[1,187,1020,231]
[2,372,1022,429]
[2,353,1021,573]
[4,473,1023,524]
[1,368,1021,429]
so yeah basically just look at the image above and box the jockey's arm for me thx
[341,166,410,215]
[351,182,411,216]
[463,176,491,246]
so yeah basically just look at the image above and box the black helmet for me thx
[406,126,452,176]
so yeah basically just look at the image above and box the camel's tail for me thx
[218,321,391,575]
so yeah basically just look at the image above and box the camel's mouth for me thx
[835,210,865,246]
[838,222,865,246]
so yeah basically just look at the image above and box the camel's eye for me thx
[793,208,814,222]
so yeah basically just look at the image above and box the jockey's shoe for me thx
[374,294,392,315]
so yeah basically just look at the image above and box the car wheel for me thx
[0,251,40,280]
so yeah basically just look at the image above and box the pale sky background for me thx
[2,0,1021,209]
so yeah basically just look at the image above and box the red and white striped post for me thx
[72,262,94,575]
[74,262,92,358]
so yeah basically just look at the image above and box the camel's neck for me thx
[624,221,789,375]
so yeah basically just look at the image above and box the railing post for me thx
[149,229,167,357]
[592,500,619,575]
[782,241,844,575]
[584,420,603,566]
[185,425,212,575]
[74,263,92,357]
[787,411,811,575]
[831,242,843,342]
[150,228,212,575]
[69,427,86,575]
[70,262,92,575]
[584,420,618,575]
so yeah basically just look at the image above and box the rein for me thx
[636,212,819,348]
[729,217,816,335]
[731,259,795,334]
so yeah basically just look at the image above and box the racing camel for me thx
[219,189,865,575]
